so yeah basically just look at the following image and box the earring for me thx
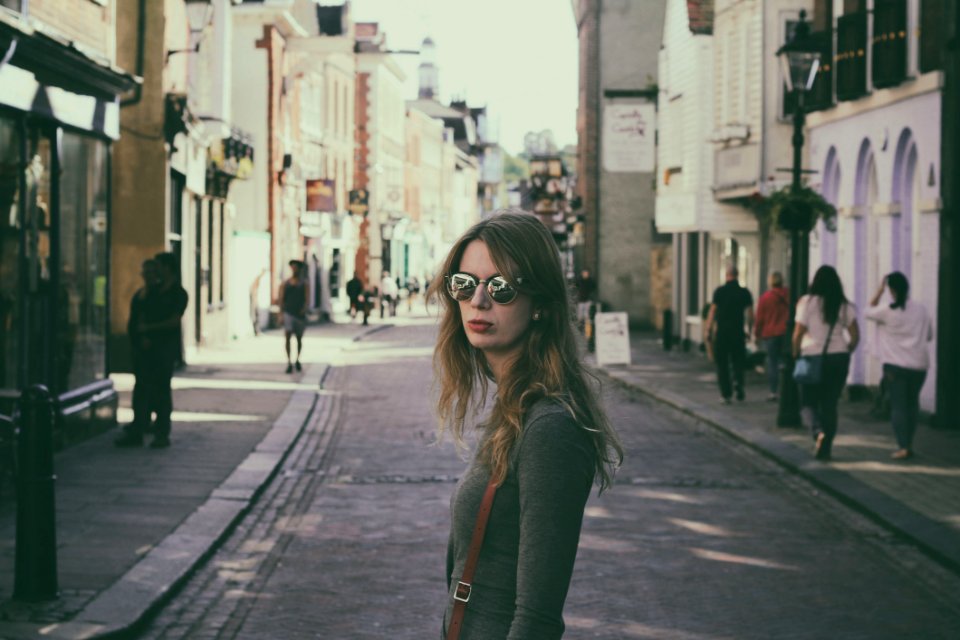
[532,311,541,321]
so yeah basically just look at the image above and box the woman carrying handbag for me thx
[792,265,860,460]
[429,211,623,639]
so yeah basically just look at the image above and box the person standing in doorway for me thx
[705,265,754,404]
[117,252,188,449]
[865,272,933,460]
[754,271,790,401]
[115,258,159,446]
[279,259,308,373]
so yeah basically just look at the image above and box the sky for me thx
[350,0,579,156]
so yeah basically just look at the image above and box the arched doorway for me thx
[818,147,841,268]
[852,139,878,386]
[891,129,919,280]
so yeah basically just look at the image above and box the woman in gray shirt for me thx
[428,210,623,639]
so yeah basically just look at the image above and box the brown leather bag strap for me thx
[446,478,498,640]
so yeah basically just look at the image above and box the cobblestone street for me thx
[138,321,960,639]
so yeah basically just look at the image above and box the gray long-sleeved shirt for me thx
[442,398,595,639]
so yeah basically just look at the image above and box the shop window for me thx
[25,130,52,388]
[58,133,108,391]
[0,1,23,14]
[0,119,21,389]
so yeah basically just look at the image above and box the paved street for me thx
[138,320,960,639]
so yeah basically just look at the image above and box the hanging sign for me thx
[602,103,655,173]
[306,179,336,212]
[348,188,369,215]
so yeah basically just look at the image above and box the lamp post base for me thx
[777,355,802,427]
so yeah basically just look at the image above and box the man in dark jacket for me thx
[705,265,754,404]
[116,259,158,445]
[116,252,188,449]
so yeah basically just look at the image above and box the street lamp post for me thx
[166,0,215,62]
[776,10,821,427]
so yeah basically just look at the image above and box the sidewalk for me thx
[591,332,960,573]
[0,319,379,639]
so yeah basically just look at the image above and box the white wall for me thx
[808,86,942,409]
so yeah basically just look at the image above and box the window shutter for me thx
[872,0,908,89]
[836,11,868,101]
[808,31,834,111]
[919,0,945,72]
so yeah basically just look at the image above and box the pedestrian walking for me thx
[279,259,308,374]
[704,265,754,404]
[379,270,398,318]
[574,268,596,328]
[755,271,790,401]
[865,272,933,460]
[792,265,860,460]
[116,252,188,449]
[429,210,623,639]
[406,275,420,312]
[346,271,363,319]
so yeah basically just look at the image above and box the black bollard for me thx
[662,309,674,351]
[14,384,59,601]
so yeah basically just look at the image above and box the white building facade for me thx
[806,0,943,409]
[657,0,751,344]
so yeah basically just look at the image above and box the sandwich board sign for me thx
[595,312,631,366]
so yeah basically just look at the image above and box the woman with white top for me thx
[865,272,933,460]
[792,265,860,460]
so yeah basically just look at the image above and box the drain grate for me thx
[621,476,752,490]
[333,474,460,485]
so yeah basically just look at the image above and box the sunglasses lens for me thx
[487,277,518,304]
[448,274,478,301]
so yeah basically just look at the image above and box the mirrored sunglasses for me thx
[445,272,523,304]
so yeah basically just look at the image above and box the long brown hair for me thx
[427,210,623,491]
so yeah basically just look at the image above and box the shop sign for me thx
[348,188,369,215]
[306,179,336,212]
[595,312,632,366]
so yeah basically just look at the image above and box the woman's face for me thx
[456,240,534,377]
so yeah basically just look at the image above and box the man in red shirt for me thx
[754,271,790,401]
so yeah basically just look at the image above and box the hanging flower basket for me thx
[750,185,837,233]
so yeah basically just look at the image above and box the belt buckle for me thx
[454,581,471,603]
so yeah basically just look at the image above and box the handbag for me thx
[446,478,498,640]
[793,319,836,384]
